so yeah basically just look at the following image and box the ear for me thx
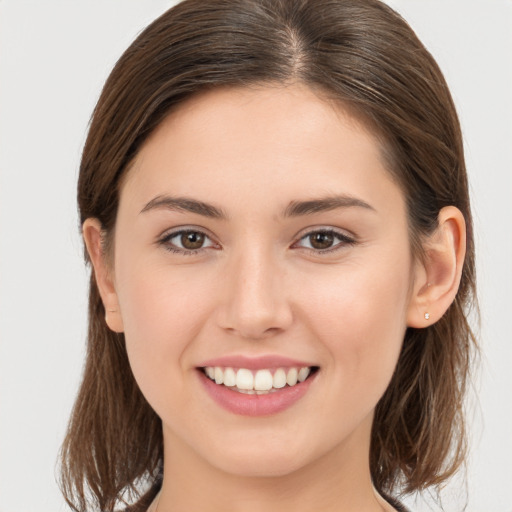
[407,206,466,328]
[82,218,124,333]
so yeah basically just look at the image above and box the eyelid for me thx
[292,227,357,253]
[156,225,357,256]
[157,226,220,254]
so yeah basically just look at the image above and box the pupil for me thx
[310,232,334,249]
[181,232,204,249]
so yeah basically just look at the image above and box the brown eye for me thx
[161,229,216,254]
[181,231,205,250]
[308,232,334,249]
[295,229,356,253]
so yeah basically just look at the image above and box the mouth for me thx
[201,365,319,395]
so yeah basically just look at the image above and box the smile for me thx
[202,366,315,394]
[198,362,319,416]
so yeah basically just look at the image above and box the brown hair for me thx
[60,0,477,510]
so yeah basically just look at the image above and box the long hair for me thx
[60,0,477,510]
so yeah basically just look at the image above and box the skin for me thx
[84,84,466,512]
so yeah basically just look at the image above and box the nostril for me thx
[215,273,293,338]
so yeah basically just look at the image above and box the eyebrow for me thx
[140,194,375,219]
[140,195,228,219]
[283,195,376,217]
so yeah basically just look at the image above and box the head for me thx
[60,0,476,510]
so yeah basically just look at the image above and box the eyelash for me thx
[292,229,357,254]
[158,228,357,256]
[158,229,218,256]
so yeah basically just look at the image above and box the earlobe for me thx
[407,206,466,328]
[82,218,124,333]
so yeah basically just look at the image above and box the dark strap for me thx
[383,494,411,512]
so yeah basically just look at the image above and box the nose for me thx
[217,248,293,340]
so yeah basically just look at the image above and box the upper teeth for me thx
[204,366,312,392]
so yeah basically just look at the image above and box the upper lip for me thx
[197,355,317,370]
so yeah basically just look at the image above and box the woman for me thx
[60,0,476,511]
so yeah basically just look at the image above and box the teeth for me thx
[214,367,224,385]
[286,367,298,386]
[239,388,256,395]
[204,365,315,392]
[254,369,273,391]
[223,367,236,387]
[273,368,287,389]
[236,368,254,390]
[298,367,311,382]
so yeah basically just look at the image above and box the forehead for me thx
[142,84,380,158]
[122,84,405,220]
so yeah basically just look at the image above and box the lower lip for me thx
[198,370,317,417]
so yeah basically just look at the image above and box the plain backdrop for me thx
[0,1,511,511]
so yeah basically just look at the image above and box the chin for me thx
[214,452,308,479]
[200,433,318,478]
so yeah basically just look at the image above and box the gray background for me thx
[1,1,511,510]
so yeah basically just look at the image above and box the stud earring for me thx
[424,312,430,320]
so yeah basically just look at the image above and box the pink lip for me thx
[198,354,315,370]
[197,365,318,417]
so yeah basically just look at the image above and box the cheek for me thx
[301,255,412,399]
[114,260,218,403]
[121,270,207,344]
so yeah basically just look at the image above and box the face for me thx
[104,85,422,478]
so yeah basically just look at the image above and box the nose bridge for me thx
[220,244,292,339]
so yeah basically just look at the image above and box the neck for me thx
[156,416,393,512]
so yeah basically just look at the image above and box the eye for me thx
[159,229,217,254]
[294,229,356,253]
